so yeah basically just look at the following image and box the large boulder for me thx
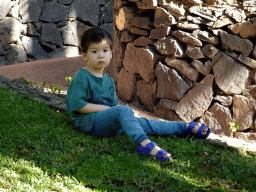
[19,0,44,23]
[220,31,253,56]
[232,95,255,131]
[155,62,191,102]
[123,43,158,83]
[40,0,68,23]
[154,36,185,57]
[116,68,137,101]
[5,44,28,65]
[213,53,250,94]
[175,74,214,122]
[0,18,26,47]
[199,102,232,137]
[41,23,62,46]
[69,0,100,26]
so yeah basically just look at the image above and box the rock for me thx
[40,0,68,23]
[154,7,177,28]
[61,22,79,47]
[201,44,219,59]
[0,18,26,47]
[100,2,113,24]
[233,95,255,131]
[155,62,191,102]
[154,100,182,122]
[165,57,200,82]
[214,95,233,106]
[137,80,157,110]
[187,15,214,26]
[156,98,178,110]
[175,74,214,122]
[149,26,171,39]
[187,0,204,5]
[234,133,256,142]
[212,15,234,28]
[228,21,256,39]
[0,0,15,20]
[69,0,100,26]
[57,0,73,5]
[19,0,44,23]
[116,68,136,101]
[199,102,232,137]
[134,36,153,47]
[204,60,213,70]
[0,57,6,66]
[238,54,256,69]
[186,45,205,60]
[41,23,62,46]
[5,44,28,65]
[123,43,158,83]
[253,45,256,58]
[172,30,202,47]
[225,7,246,23]
[154,36,185,57]
[213,53,250,94]
[163,1,185,18]
[115,7,133,31]
[188,6,217,21]
[9,4,19,19]
[100,23,113,37]
[131,17,152,30]
[137,0,157,9]
[177,21,200,31]
[22,36,48,60]
[48,46,80,59]
[120,31,134,42]
[220,31,253,57]
[129,27,149,36]
[191,60,210,75]
[27,23,40,37]
[192,30,219,45]
[250,69,256,83]
[0,43,5,55]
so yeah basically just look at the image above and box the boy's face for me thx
[82,39,112,72]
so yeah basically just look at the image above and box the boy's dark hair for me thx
[80,27,113,53]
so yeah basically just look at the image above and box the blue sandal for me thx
[187,121,211,139]
[136,141,171,161]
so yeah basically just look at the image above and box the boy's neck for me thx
[83,66,104,78]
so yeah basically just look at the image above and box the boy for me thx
[66,28,211,161]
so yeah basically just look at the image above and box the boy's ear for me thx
[82,52,87,62]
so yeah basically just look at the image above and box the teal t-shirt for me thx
[66,69,119,133]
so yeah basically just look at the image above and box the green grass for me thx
[0,87,256,192]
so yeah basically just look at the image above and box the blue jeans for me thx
[91,105,187,145]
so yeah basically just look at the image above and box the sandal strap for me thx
[187,121,197,134]
[155,149,171,161]
[137,141,157,155]
[197,124,211,139]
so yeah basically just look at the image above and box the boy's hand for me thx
[77,103,111,114]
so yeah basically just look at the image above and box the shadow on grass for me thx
[0,88,256,191]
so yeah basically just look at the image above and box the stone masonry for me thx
[0,0,113,65]
[112,0,256,142]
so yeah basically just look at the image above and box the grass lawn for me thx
[0,87,256,192]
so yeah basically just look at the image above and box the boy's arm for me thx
[77,103,111,114]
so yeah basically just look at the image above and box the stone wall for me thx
[112,0,256,140]
[0,0,113,66]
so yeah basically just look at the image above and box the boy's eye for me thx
[92,51,97,53]
[103,49,109,52]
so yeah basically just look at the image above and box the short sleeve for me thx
[66,81,90,113]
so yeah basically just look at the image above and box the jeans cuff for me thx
[135,134,149,146]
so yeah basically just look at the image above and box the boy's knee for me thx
[114,105,133,114]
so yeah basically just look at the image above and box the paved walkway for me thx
[1,58,255,154]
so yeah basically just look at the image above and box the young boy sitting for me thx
[66,27,211,161]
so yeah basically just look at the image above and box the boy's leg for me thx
[91,105,149,145]
[136,118,187,136]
